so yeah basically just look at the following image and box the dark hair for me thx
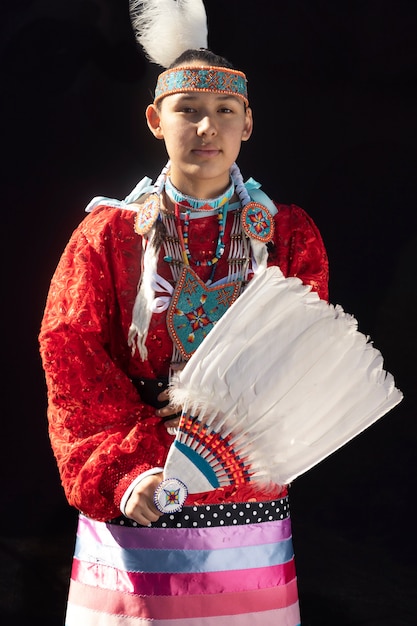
[169,48,235,70]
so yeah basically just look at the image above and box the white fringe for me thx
[128,228,159,360]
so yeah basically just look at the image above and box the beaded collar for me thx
[165,176,234,211]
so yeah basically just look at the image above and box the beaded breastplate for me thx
[166,266,241,360]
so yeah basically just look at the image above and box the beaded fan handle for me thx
[154,413,253,513]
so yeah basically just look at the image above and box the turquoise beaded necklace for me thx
[165,177,234,282]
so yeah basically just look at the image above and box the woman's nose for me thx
[197,115,216,136]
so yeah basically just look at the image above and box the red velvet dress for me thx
[39,197,328,523]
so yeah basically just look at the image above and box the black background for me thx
[2,1,416,624]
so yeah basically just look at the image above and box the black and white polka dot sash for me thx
[108,496,290,528]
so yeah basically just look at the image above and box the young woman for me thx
[39,47,328,625]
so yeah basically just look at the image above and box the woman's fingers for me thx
[124,475,164,525]
[155,364,186,429]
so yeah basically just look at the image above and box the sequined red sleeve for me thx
[271,203,329,301]
[39,206,174,522]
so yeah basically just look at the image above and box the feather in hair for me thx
[158,266,402,509]
[129,0,208,68]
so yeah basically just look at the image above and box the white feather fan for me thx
[130,0,208,68]
[163,266,403,500]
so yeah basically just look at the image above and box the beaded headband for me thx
[154,65,249,106]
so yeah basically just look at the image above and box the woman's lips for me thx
[192,148,220,158]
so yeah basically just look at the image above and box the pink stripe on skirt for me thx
[68,578,299,619]
[66,602,301,625]
[71,557,296,595]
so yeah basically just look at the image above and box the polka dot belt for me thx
[108,496,290,528]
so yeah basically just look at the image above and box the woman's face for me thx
[146,87,253,198]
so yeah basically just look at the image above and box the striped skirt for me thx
[65,496,300,625]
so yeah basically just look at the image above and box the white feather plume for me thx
[130,0,208,68]
[167,266,403,490]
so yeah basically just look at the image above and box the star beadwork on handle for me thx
[163,487,181,506]
[154,478,188,514]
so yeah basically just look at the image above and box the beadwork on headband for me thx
[154,66,248,105]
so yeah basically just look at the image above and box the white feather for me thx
[130,0,208,68]
[167,266,403,490]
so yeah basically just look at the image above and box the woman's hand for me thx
[156,385,182,430]
[124,473,164,525]
[156,363,185,432]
